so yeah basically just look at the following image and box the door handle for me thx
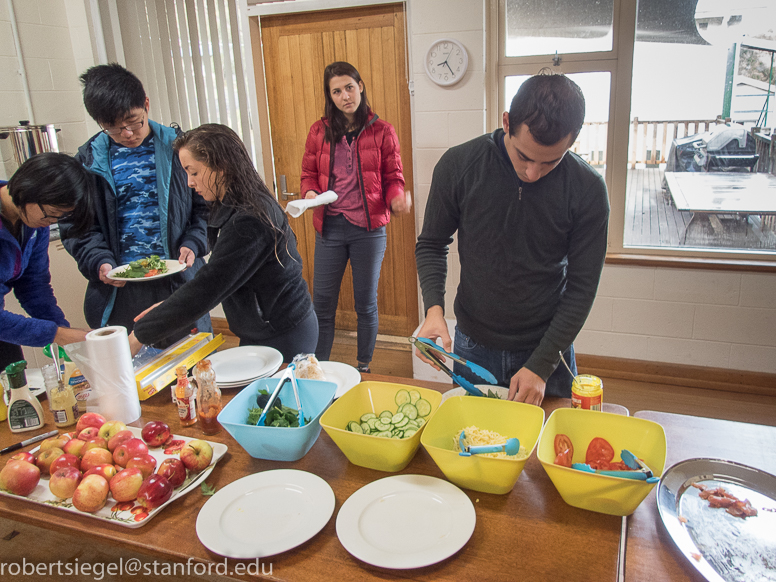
[279,175,296,200]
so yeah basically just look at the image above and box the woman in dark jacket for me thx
[131,124,317,361]
[300,61,411,373]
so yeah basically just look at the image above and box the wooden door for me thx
[254,4,418,337]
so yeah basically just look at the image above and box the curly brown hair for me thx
[173,124,288,254]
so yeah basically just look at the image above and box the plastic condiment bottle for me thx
[45,344,91,413]
[6,361,45,433]
[175,364,197,427]
[194,359,222,435]
[41,364,78,428]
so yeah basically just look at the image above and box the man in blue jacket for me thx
[62,64,211,345]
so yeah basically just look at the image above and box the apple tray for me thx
[0,426,228,528]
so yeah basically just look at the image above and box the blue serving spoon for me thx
[458,431,521,457]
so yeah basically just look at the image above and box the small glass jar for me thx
[194,360,222,435]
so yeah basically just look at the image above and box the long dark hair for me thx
[173,124,287,252]
[9,152,94,238]
[323,61,371,144]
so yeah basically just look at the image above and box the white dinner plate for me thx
[196,469,335,558]
[107,259,186,282]
[209,346,283,385]
[336,474,476,569]
[441,385,509,402]
[271,361,361,399]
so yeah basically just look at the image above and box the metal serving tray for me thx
[656,458,776,582]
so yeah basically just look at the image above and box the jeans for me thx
[313,214,387,364]
[453,327,577,398]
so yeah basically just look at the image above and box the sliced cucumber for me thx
[403,428,417,438]
[360,412,377,422]
[415,417,426,427]
[360,422,370,433]
[379,410,393,420]
[394,389,411,407]
[390,412,404,425]
[374,420,391,432]
[415,398,432,417]
[375,430,393,438]
[395,416,409,428]
[401,403,418,420]
[367,418,379,430]
[348,421,364,433]
[409,389,421,404]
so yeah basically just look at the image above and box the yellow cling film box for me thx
[134,332,225,400]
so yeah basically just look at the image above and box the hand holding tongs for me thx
[409,336,497,397]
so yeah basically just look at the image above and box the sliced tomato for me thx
[588,459,611,471]
[585,437,615,464]
[555,448,573,467]
[554,434,574,457]
[144,269,160,277]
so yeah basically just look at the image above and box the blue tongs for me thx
[257,363,305,427]
[571,449,659,483]
[409,336,497,397]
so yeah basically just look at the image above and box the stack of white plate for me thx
[208,346,284,389]
[270,361,361,399]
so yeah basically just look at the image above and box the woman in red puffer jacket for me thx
[300,61,411,373]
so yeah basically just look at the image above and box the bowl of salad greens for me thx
[218,377,337,461]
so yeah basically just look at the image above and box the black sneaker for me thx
[356,364,371,374]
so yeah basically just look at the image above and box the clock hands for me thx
[436,48,456,78]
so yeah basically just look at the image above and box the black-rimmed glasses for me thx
[101,112,146,136]
[38,204,75,222]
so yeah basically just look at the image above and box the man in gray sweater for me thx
[415,73,609,405]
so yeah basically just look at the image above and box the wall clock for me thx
[424,38,468,86]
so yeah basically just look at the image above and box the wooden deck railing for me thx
[572,118,726,167]
[752,129,775,174]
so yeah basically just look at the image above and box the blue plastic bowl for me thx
[218,377,337,461]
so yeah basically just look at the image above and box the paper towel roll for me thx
[78,326,141,424]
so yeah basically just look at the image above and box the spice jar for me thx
[194,360,222,435]
[41,363,78,427]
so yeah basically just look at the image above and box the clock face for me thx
[425,39,468,86]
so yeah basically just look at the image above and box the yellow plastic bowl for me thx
[420,395,545,494]
[319,381,442,472]
[538,408,667,516]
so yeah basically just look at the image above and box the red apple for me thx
[62,438,86,458]
[49,453,80,473]
[126,454,157,480]
[77,427,101,441]
[39,434,71,452]
[141,421,171,448]
[113,438,149,468]
[72,474,109,513]
[156,458,187,488]
[8,451,36,465]
[75,412,106,435]
[80,447,114,472]
[82,437,109,453]
[82,464,118,482]
[49,466,82,499]
[107,430,134,452]
[136,474,173,510]
[98,420,127,440]
[0,460,41,496]
[179,439,213,472]
[35,447,65,475]
[109,467,144,502]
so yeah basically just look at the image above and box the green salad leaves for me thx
[247,389,311,427]
[113,255,169,278]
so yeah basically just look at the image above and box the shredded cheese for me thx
[453,425,528,460]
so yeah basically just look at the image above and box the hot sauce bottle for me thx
[175,365,197,427]
[194,360,222,435]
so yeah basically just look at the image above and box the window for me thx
[89,0,259,162]
[496,0,776,262]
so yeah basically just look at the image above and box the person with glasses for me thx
[61,63,211,345]
[1,153,95,369]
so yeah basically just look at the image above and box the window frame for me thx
[493,0,776,270]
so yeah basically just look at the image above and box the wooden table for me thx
[626,411,776,582]
[1,374,626,581]
[663,171,776,242]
